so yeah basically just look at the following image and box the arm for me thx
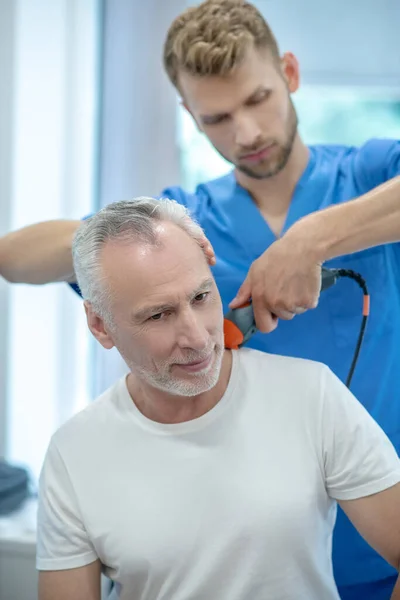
[339,483,400,599]
[317,365,400,596]
[37,441,101,591]
[0,220,79,284]
[0,218,215,286]
[298,174,400,261]
[39,561,102,600]
[230,174,400,332]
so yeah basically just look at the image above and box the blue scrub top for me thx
[73,139,400,587]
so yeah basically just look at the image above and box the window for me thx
[294,87,400,145]
[177,86,400,191]
[2,0,101,483]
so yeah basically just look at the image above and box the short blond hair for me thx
[163,0,280,91]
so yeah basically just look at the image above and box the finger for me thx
[293,307,307,315]
[253,304,279,333]
[275,309,296,320]
[204,243,216,264]
[270,304,308,319]
[199,238,216,264]
[268,314,279,333]
[229,278,252,308]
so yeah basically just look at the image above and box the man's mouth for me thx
[240,144,275,162]
[175,353,213,373]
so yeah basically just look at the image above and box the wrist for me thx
[285,212,331,264]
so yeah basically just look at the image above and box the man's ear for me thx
[84,301,115,350]
[180,99,203,133]
[280,52,300,94]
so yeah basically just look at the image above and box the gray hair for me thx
[72,197,206,322]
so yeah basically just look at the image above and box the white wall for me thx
[99,0,184,206]
[256,0,400,86]
[0,0,100,481]
[0,0,15,459]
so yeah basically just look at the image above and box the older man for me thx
[37,198,400,600]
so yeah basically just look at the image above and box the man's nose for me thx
[176,311,209,351]
[234,113,263,148]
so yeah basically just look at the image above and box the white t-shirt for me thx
[37,349,400,600]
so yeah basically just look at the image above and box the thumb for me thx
[229,277,252,308]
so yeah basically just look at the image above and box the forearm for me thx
[289,175,400,262]
[0,220,79,284]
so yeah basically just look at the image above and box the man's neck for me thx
[126,350,233,424]
[235,135,310,233]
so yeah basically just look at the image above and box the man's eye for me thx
[194,292,209,303]
[248,91,271,105]
[203,115,228,126]
[149,313,164,321]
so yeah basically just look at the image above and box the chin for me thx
[236,158,284,180]
[168,368,221,397]
[163,354,223,397]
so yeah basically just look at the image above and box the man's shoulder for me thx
[161,171,236,212]
[310,138,400,188]
[236,349,336,421]
[51,378,124,451]
[238,347,330,385]
[309,138,399,159]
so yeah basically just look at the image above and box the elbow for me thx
[0,266,22,284]
[0,264,49,285]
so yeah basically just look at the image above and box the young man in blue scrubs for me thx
[0,1,400,598]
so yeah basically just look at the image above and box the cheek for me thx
[260,101,284,131]
[203,124,233,153]
[260,86,290,121]
[145,326,177,360]
[203,125,230,152]
[208,298,224,332]
[275,91,292,123]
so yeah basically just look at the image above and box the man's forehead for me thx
[101,227,211,309]
[102,222,201,267]
[133,248,211,301]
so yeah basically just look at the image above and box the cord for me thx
[331,269,370,388]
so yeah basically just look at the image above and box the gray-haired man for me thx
[37,198,400,600]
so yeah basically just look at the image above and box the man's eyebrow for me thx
[132,277,214,322]
[193,277,214,296]
[133,303,174,322]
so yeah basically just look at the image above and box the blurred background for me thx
[0,1,399,597]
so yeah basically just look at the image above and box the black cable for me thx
[331,268,370,388]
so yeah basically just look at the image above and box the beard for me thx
[218,97,298,181]
[122,336,225,398]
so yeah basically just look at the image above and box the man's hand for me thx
[229,174,400,333]
[229,225,322,333]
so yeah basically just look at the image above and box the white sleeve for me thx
[36,438,99,571]
[320,365,400,501]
